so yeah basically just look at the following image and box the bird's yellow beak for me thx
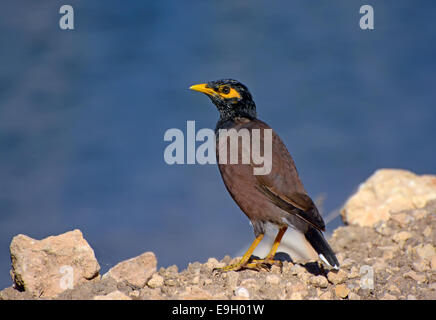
[189,83,217,97]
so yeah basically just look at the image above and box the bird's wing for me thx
[241,119,326,231]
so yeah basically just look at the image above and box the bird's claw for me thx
[247,258,282,269]
[213,259,282,273]
[213,263,245,272]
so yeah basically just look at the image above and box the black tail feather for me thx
[305,226,340,269]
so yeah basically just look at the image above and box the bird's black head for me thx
[190,79,257,122]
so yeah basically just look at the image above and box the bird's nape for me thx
[190,79,257,122]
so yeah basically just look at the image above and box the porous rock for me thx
[9,229,100,298]
[103,251,157,288]
[341,169,436,227]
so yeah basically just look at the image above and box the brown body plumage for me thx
[217,118,324,236]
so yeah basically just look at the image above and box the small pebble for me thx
[147,274,164,288]
[334,284,350,299]
[327,270,347,285]
[227,271,239,289]
[348,292,361,300]
[319,291,333,300]
[265,274,281,285]
[234,287,250,298]
[393,231,412,243]
[381,293,397,300]
[310,275,328,288]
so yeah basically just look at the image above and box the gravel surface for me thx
[2,200,434,300]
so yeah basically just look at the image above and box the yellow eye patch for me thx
[218,86,241,100]
[189,83,241,101]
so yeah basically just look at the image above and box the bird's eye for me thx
[221,86,231,94]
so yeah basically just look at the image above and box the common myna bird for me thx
[190,79,339,271]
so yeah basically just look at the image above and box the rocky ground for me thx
[1,169,435,300]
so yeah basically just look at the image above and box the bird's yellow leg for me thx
[249,226,287,266]
[215,234,264,272]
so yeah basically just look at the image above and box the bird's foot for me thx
[247,258,283,269]
[213,258,282,272]
[213,263,245,272]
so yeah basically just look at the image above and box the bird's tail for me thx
[305,226,340,270]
